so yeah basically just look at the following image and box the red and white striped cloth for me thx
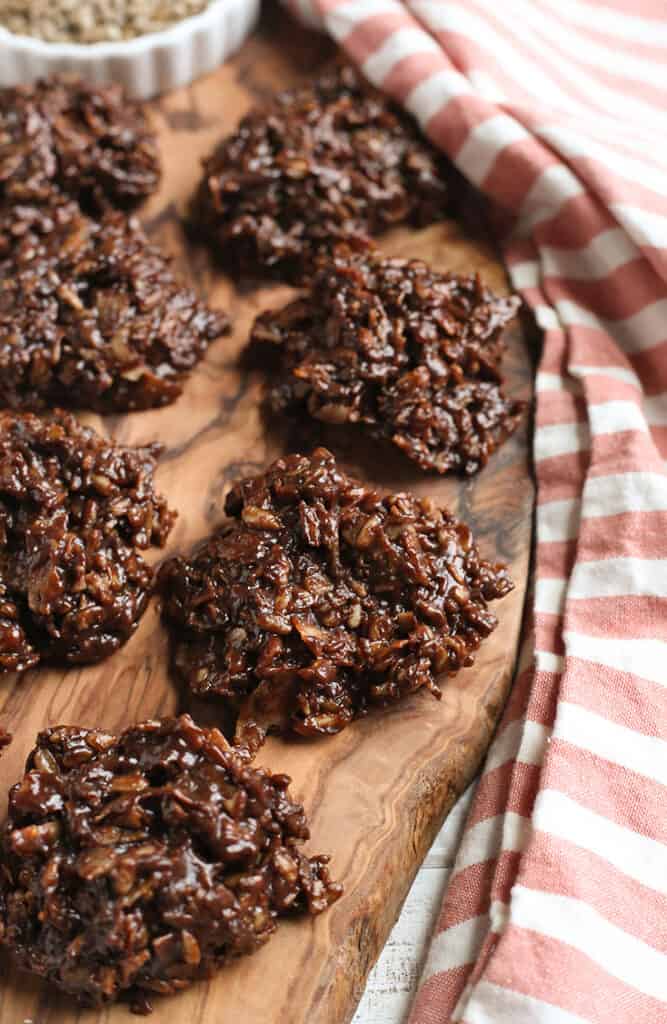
[284,2,667,1022]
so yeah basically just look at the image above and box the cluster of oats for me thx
[0,410,176,673]
[253,248,524,476]
[0,0,212,43]
[192,63,455,284]
[0,715,341,1011]
[161,449,514,737]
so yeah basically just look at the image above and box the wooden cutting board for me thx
[0,7,535,1023]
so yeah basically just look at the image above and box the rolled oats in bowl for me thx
[0,0,260,100]
[0,0,214,44]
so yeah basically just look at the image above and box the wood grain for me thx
[0,8,534,1024]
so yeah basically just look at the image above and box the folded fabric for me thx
[284,2,667,1022]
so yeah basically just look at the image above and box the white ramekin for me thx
[0,0,260,100]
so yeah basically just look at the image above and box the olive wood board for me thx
[0,8,535,1024]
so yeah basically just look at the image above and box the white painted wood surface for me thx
[352,784,476,1024]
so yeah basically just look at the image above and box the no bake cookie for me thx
[160,449,514,737]
[0,715,340,1011]
[0,76,160,211]
[0,200,229,412]
[0,410,175,672]
[192,64,455,283]
[251,247,524,475]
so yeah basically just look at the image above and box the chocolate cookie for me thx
[0,410,176,672]
[160,449,514,737]
[0,75,160,211]
[0,715,340,1011]
[251,246,524,475]
[192,63,454,283]
[0,200,229,412]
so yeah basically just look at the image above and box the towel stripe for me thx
[285,3,667,1021]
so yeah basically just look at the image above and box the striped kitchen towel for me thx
[285,2,667,1022]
